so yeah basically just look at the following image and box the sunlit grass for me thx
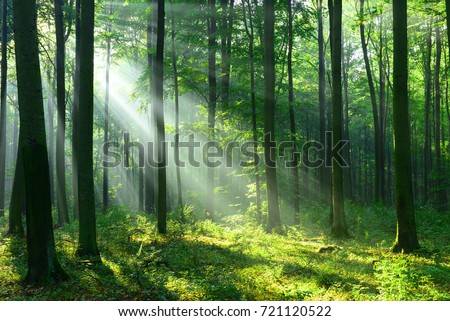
[1,203,448,301]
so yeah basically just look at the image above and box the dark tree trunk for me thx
[8,139,25,236]
[329,0,348,238]
[170,0,183,221]
[103,2,112,211]
[392,0,420,253]
[55,0,69,225]
[47,69,55,206]
[263,0,281,231]
[0,0,7,216]
[423,25,432,205]
[72,0,81,220]
[12,0,68,283]
[317,0,327,203]
[153,0,167,234]
[77,0,99,258]
[206,0,217,218]
[359,0,382,204]
[433,27,448,212]
[287,0,299,223]
[145,0,156,214]
[243,0,261,221]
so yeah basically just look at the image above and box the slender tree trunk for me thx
[359,0,382,204]
[153,0,166,234]
[342,41,352,201]
[72,0,81,220]
[423,25,432,205]
[392,0,419,253]
[287,0,299,223]
[243,0,261,221]
[77,0,99,258]
[170,0,183,221]
[206,0,217,218]
[55,0,69,225]
[434,27,448,212]
[103,2,112,211]
[145,0,156,214]
[378,16,386,204]
[317,0,327,203]
[47,69,55,206]
[12,0,68,283]
[0,0,7,216]
[329,0,348,238]
[264,0,281,231]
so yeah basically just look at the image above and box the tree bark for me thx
[55,0,69,225]
[77,0,99,258]
[0,0,7,216]
[329,0,348,238]
[243,0,261,221]
[433,27,448,212]
[103,1,112,211]
[263,0,281,231]
[206,0,217,218]
[392,0,419,253]
[72,0,81,220]
[423,24,432,205]
[287,0,299,224]
[153,0,167,234]
[12,0,68,283]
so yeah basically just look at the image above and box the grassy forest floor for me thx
[0,203,449,301]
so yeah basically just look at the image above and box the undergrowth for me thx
[0,203,448,300]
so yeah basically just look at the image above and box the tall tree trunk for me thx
[342,40,352,201]
[170,0,183,221]
[103,1,112,211]
[243,0,261,221]
[206,0,217,217]
[47,69,55,206]
[72,0,81,220]
[423,24,432,205]
[287,0,299,223]
[12,0,68,283]
[433,27,448,212]
[329,0,348,238]
[77,0,99,258]
[0,0,7,216]
[220,0,234,112]
[263,0,281,231]
[55,0,69,225]
[153,0,166,234]
[359,0,382,204]
[392,0,419,253]
[145,0,156,214]
[378,16,386,204]
[317,0,327,203]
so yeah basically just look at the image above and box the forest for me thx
[0,0,449,301]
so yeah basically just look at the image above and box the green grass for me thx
[0,203,449,301]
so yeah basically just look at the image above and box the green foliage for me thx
[0,204,448,300]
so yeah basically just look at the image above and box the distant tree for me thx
[242,0,261,219]
[263,0,281,231]
[103,1,112,211]
[77,0,100,258]
[287,0,299,224]
[423,24,432,205]
[206,0,217,217]
[12,0,68,283]
[170,0,183,220]
[392,0,419,253]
